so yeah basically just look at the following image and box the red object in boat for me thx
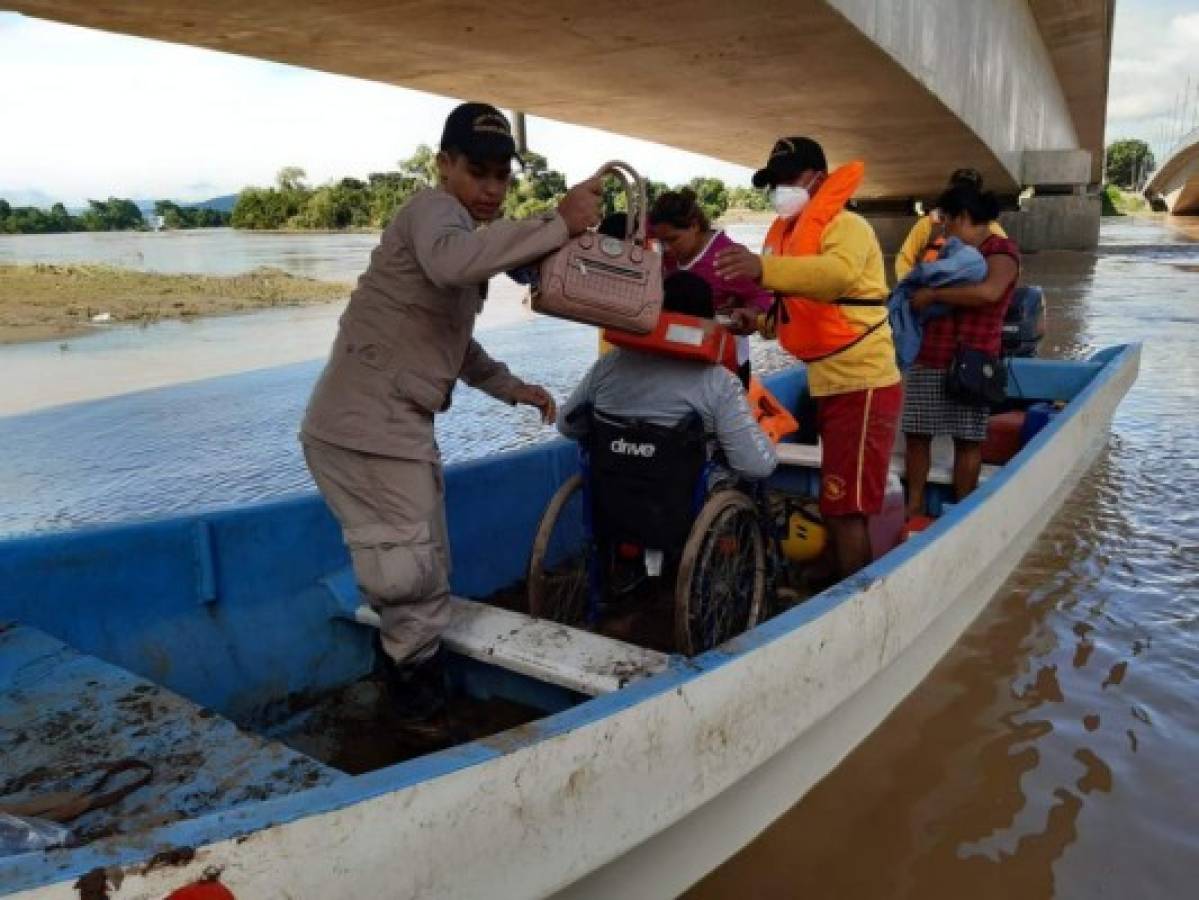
[617,542,642,560]
[900,515,935,542]
[981,410,1026,465]
[166,882,236,900]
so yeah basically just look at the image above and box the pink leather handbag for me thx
[532,160,663,334]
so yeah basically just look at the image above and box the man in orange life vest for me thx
[716,137,901,578]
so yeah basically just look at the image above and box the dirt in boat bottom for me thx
[270,672,544,775]
[272,561,820,776]
[271,587,683,775]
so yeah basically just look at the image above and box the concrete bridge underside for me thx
[11,0,1111,206]
[1146,129,1199,215]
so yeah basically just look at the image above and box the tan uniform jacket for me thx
[301,188,570,460]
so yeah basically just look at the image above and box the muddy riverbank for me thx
[0,263,350,344]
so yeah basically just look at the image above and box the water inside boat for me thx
[0,354,1114,867]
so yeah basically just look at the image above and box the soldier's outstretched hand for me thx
[513,383,558,424]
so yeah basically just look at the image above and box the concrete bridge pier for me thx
[864,149,1098,261]
[1004,150,1100,251]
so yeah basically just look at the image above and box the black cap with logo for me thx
[752,137,828,189]
[440,102,519,163]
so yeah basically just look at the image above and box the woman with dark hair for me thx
[902,185,1020,515]
[651,189,772,384]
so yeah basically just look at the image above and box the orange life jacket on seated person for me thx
[762,160,887,362]
[602,312,740,373]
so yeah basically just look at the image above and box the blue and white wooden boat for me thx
[0,344,1139,899]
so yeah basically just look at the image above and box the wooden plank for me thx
[775,441,998,485]
[353,598,670,697]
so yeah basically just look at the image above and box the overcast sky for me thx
[1,1,1196,207]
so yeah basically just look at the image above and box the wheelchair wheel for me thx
[528,474,591,626]
[674,490,766,656]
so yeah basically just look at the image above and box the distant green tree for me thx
[646,179,669,208]
[728,185,770,212]
[78,197,144,231]
[276,166,308,193]
[296,179,372,229]
[504,150,568,219]
[601,174,630,216]
[231,187,291,229]
[191,207,229,227]
[153,200,230,229]
[1105,139,1155,189]
[47,202,77,231]
[399,145,439,189]
[155,199,186,229]
[366,171,422,227]
[686,177,730,222]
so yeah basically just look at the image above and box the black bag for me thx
[945,344,1007,406]
[943,308,1008,407]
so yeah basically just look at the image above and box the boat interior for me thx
[0,353,1116,882]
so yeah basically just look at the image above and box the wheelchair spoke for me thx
[529,474,595,627]
[538,558,590,625]
[680,497,765,655]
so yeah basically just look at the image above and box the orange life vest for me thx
[920,233,946,264]
[762,161,886,362]
[746,377,800,444]
[603,312,739,372]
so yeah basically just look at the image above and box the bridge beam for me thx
[9,1,1112,244]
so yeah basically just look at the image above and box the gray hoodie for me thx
[558,349,778,481]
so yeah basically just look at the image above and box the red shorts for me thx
[817,383,902,517]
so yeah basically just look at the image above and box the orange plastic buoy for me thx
[166,882,235,900]
[746,378,799,444]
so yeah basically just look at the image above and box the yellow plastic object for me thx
[780,502,827,563]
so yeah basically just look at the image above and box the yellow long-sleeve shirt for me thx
[759,210,899,398]
[895,215,1008,281]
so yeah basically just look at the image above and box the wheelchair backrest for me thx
[587,410,708,551]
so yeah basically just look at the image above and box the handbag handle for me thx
[592,160,648,246]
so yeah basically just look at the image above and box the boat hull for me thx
[3,345,1139,899]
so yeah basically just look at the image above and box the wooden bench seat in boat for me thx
[321,568,671,697]
[0,622,344,844]
[775,440,999,485]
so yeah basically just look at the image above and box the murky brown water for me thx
[1,217,1194,895]
[691,216,1199,899]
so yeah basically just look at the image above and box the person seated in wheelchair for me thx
[557,271,778,553]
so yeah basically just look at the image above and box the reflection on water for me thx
[690,216,1199,899]
[1,218,1197,896]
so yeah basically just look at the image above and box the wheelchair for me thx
[527,410,774,656]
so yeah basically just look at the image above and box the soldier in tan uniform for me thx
[301,102,601,725]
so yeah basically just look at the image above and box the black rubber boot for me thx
[382,644,449,729]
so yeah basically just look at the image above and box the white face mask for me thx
[770,184,811,219]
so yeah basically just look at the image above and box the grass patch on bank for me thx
[1102,184,1151,216]
[0,263,351,344]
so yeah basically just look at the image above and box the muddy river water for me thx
[693,216,1199,899]
[1,217,1196,897]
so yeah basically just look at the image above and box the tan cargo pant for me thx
[302,437,450,665]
